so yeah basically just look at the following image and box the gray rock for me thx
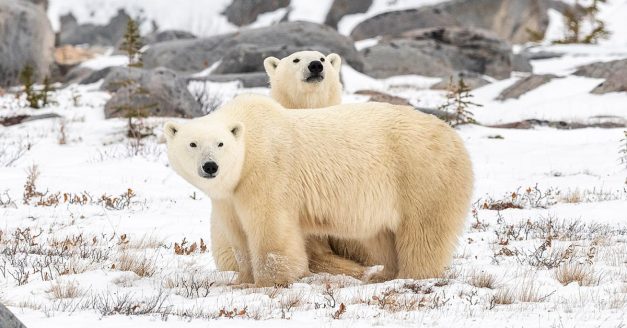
[223,0,290,26]
[0,0,55,87]
[590,67,627,94]
[79,67,115,85]
[430,71,491,90]
[574,59,627,94]
[350,0,549,44]
[143,30,196,45]
[350,6,456,42]
[0,303,27,328]
[325,0,373,29]
[518,48,564,60]
[512,53,533,72]
[354,90,412,106]
[574,58,627,79]
[489,118,626,129]
[190,72,269,88]
[59,9,129,46]
[497,74,557,100]
[103,67,203,118]
[143,21,363,74]
[100,67,144,92]
[361,27,512,79]
[24,0,47,9]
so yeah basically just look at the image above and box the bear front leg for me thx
[211,199,254,284]
[238,206,309,287]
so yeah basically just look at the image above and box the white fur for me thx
[264,51,342,109]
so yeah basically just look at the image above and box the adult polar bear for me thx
[213,50,371,279]
[164,94,473,287]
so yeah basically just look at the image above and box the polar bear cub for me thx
[264,51,342,109]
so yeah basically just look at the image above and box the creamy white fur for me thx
[264,51,342,109]
[165,95,473,286]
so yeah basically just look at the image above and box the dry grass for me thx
[48,280,84,299]
[554,263,600,286]
[115,252,156,277]
[467,270,498,289]
[492,288,514,305]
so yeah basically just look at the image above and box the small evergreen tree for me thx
[555,0,610,44]
[19,65,42,109]
[117,18,154,143]
[40,76,54,107]
[438,77,482,127]
[620,130,627,169]
[120,18,144,68]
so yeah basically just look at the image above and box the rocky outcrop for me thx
[143,21,363,74]
[0,303,27,328]
[325,0,373,29]
[0,0,55,87]
[223,0,290,26]
[360,27,512,79]
[574,59,627,94]
[190,72,269,88]
[143,30,196,45]
[497,74,558,100]
[350,0,549,44]
[58,9,130,46]
[102,67,203,118]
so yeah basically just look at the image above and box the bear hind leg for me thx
[307,236,368,279]
[395,207,462,280]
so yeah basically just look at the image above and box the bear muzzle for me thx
[199,161,219,179]
[305,60,324,83]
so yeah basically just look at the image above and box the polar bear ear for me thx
[327,53,342,71]
[230,122,244,140]
[263,57,280,77]
[164,121,180,139]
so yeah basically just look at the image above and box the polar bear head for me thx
[264,51,342,108]
[164,118,245,200]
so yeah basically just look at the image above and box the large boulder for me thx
[58,9,130,46]
[325,0,373,29]
[574,59,627,94]
[143,21,364,74]
[223,0,290,26]
[360,27,512,79]
[574,59,627,79]
[590,68,627,94]
[102,67,203,118]
[350,0,549,44]
[0,0,54,87]
[0,303,26,328]
[191,72,269,88]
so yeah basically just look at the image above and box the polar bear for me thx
[264,51,342,109]
[164,94,473,287]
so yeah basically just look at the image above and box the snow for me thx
[79,55,129,71]
[2,1,627,327]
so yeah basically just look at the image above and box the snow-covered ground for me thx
[2,43,626,327]
[1,1,626,327]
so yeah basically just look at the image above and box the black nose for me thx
[308,61,323,74]
[202,161,219,175]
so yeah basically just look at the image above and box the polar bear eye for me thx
[293,58,300,63]
[320,57,325,62]
[189,142,197,148]
[218,142,224,148]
